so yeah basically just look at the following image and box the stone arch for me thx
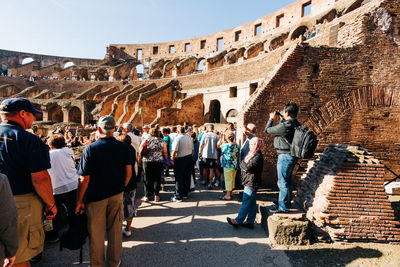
[68,106,82,123]
[343,0,364,15]
[95,69,108,81]
[136,64,144,80]
[316,9,337,25]
[63,61,75,69]
[209,99,221,123]
[49,106,63,122]
[226,109,239,119]
[269,32,289,51]
[149,70,163,79]
[74,68,89,81]
[305,87,400,135]
[290,25,309,41]
[21,57,35,65]
[302,86,400,180]
[197,58,206,71]
[1,63,7,76]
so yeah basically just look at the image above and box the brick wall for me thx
[241,5,400,186]
[294,145,400,243]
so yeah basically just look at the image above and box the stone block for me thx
[268,214,312,246]
[385,182,400,195]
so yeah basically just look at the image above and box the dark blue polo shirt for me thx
[77,137,132,203]
[0,120,51,195]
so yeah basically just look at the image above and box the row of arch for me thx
[32,104,83,124]
[19,57,76,69]
[146,22,316,79]
[149,0,364,79]
[72,64,144,81]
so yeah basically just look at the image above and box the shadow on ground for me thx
[282,246,383,267]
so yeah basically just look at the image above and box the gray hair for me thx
[122,122,133,131]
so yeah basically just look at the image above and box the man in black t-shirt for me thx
[0,97,57,266]
[76,115,132,267]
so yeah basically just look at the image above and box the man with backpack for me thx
[265,102,300,213]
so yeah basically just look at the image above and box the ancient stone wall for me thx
[131,82,177,126]
[151,94,204,126]
[9,61,40,77]
[32,64,61,78]
[240,4,400,186]
[109,0,337,60]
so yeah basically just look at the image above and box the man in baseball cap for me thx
[0,97,56,266]
[76,115,132,267]
[0,97,43,115]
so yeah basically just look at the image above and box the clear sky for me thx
[1,0,295,59]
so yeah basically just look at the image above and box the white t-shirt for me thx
[127,132,141,153]
[200,131,219,159]
[48,147,79,195]
[172,134,193,158]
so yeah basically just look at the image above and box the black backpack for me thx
[287,125,318,159]
[59,212,89,264]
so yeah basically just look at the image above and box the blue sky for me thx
[1,0,295,59]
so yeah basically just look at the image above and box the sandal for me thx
[154,196,160,202]
[226,217,239,228]
[219,196,231,200]
[141,197,149,202]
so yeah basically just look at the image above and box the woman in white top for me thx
[47,134,79,236]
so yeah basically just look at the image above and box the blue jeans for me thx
[277,153,297,212]
[235,186,257,224]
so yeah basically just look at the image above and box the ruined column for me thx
[62,107,69,123]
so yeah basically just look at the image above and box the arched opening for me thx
[343,0,364,15]
[95,69,108,81]
[316,9,337,25]
[21,57,35,65]
[0,64,7,76]
[75,68,89,81]
[197,59,205,71]
[291,26,309,40]
[49,106,63,122]
[269,33,289,51]
[209,100,221,123]
[150,70,162,79]
[136,64,144,80]
[68,106,82,124]
[63,61,75,69]
[226,109,238,118]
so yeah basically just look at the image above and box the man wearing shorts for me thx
[0,98,57,267]
[199,124,219,189]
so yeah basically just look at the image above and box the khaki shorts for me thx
[14,193,44,264]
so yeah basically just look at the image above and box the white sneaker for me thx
[122,228,132,237]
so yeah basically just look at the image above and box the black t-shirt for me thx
[0,121,51,195]
[77,137,133,203]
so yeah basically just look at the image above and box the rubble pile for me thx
[294,144,400,243]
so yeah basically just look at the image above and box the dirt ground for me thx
[256,190,400,267]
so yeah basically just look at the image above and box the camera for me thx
[275,110,283,117]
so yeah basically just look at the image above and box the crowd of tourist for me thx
[0,97,300,267]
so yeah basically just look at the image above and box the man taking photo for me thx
[265,102,300,213]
